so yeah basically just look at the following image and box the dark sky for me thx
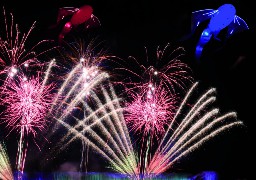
[0,0,254,179]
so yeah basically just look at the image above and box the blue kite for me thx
[192,4,249,60]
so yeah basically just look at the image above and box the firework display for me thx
[0,3,248,180]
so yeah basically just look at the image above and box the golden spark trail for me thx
[167,112,238,163]
[55,109,136,174]
[59,96,129,160]
[150,119,242,174]
[50,64,81,111]
[160,86,216,152]
[162,96,217,152]
[49,77,138,176]
[57,72,109,119]
[146,82,244,175]
[151,108,220,170]
[41,59,56,92]
[160,82,199,142]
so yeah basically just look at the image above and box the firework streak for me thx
[47,79,139,178]
[0,142,14,180]
[145,82,244,177]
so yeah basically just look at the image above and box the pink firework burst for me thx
[0,73,56,175]
[124,82,179,175]
[125,82,178,140]
[112,44,195,140]
[0,8,56,81]
[107,43,194,96]
[0,74,55,136]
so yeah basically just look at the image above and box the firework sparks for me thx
[1,73,56,135]
[49,38,110,128]
[60,37,108,66]
[42,38,113,172]
[44,82,139,178]
[42,42,243,178]
[0,8,57,176]
[0,61,56,175]
[0,8,57,85]
[0,142,14,180]
[107,44,195,175]
[0,4,246,179]
[51,64,106,117]
[50,37,109,114]
[124,82,178,140]
[46,81,244,179]
[145,82,244,176]
[124,81,179,176]
[107,43,194,95]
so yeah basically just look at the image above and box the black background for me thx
[0,0,254,179]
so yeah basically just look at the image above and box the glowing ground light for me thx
[191,171,218,180]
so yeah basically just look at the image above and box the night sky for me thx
[0,0,254,179]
